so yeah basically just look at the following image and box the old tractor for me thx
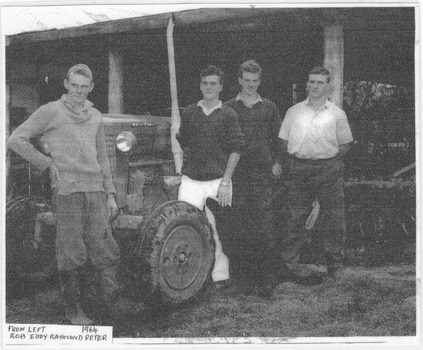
[6,113,215,305]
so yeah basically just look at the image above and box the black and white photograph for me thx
[1,1,420,349]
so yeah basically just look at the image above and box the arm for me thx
[269,102,283,176]
[175,108,191,175]
[217,152,240,207]
[272,139,290,177]
[7,106,53,172]
[335,111,353,161]
[280,139,289,154]
[96,118,118,220]
[276,107,294,176]
[7,106,61,187]
[335,143,351,160]
[218,108,244,206]
[96,119,116,195]
[175,107,190,150]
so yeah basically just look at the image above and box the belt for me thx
[289,155,336,165]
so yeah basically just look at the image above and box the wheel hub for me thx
[160,225,205,291]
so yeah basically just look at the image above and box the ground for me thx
[5,238,417,341]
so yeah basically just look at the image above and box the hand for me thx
[48,162,60,189]
[106,194,119,221]
[272,163,282,178]
[217,183,231,207]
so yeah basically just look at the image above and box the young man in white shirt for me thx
[278,66,353,282]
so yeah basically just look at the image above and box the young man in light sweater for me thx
[7,64,142,325]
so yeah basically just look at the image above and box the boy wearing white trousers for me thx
[176,65,244,288]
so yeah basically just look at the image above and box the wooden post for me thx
[324,25,344,109]
[167,14,183,174]
[108,47,124,114]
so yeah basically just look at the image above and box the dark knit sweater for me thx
[224,97,282,171]
[177,103,244,181]
[7,94,116,195]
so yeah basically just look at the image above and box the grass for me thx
[106,261,416,339]
[5,240,417,341]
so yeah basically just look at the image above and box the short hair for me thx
[200,65,224,84]
[67,64,93,81]
[239,59,262,79]
[309,66,330,83]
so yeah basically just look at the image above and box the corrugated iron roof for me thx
[2,5,203,36]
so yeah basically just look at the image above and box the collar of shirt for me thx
[197,100,222,116]
[61,94,93,113]
[305,96,330,112]
[236,93,263,107]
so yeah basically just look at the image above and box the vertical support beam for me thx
[108,47,124,114]
[324,25,344,109]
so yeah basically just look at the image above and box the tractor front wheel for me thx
[131,201,215,305]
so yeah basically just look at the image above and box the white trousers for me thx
[178,175,230,282]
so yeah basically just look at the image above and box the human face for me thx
[200,75,223,102]
[64,73,94,106]
[307,74,329,99]
[239,71,261,96]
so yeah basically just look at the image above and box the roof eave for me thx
[6,8,295,46]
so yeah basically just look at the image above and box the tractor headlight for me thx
[116,131,137,152]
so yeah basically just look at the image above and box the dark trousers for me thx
[282,157,346,267]
[230,168,278,281]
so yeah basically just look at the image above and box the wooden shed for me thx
[5,6,415,130]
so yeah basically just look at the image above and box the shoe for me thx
[60,270,94,325]
[278,263,324,286]
[65,302,94,325]
[327,262,344,277]
[304,263,328,276]
[290,273,324,286]
[213,279,230,291]
[249,284,275,298]
[242,273,277,298]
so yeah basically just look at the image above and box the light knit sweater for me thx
[7,94,116,195]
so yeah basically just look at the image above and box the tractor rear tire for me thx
[131,200,214,305]
[6,196,57,296]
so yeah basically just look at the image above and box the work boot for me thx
[326,255,345,277]
[77,264,105,317]
[99,266,145,317]
[285,262,325,285]
[78,264,100,302]
[59,270,94,325]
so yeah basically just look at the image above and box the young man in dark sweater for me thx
[7,64,143,324]
[224,60,283,297]
[177,65,244,289]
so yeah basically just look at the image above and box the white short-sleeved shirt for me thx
[278,98,353,160]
